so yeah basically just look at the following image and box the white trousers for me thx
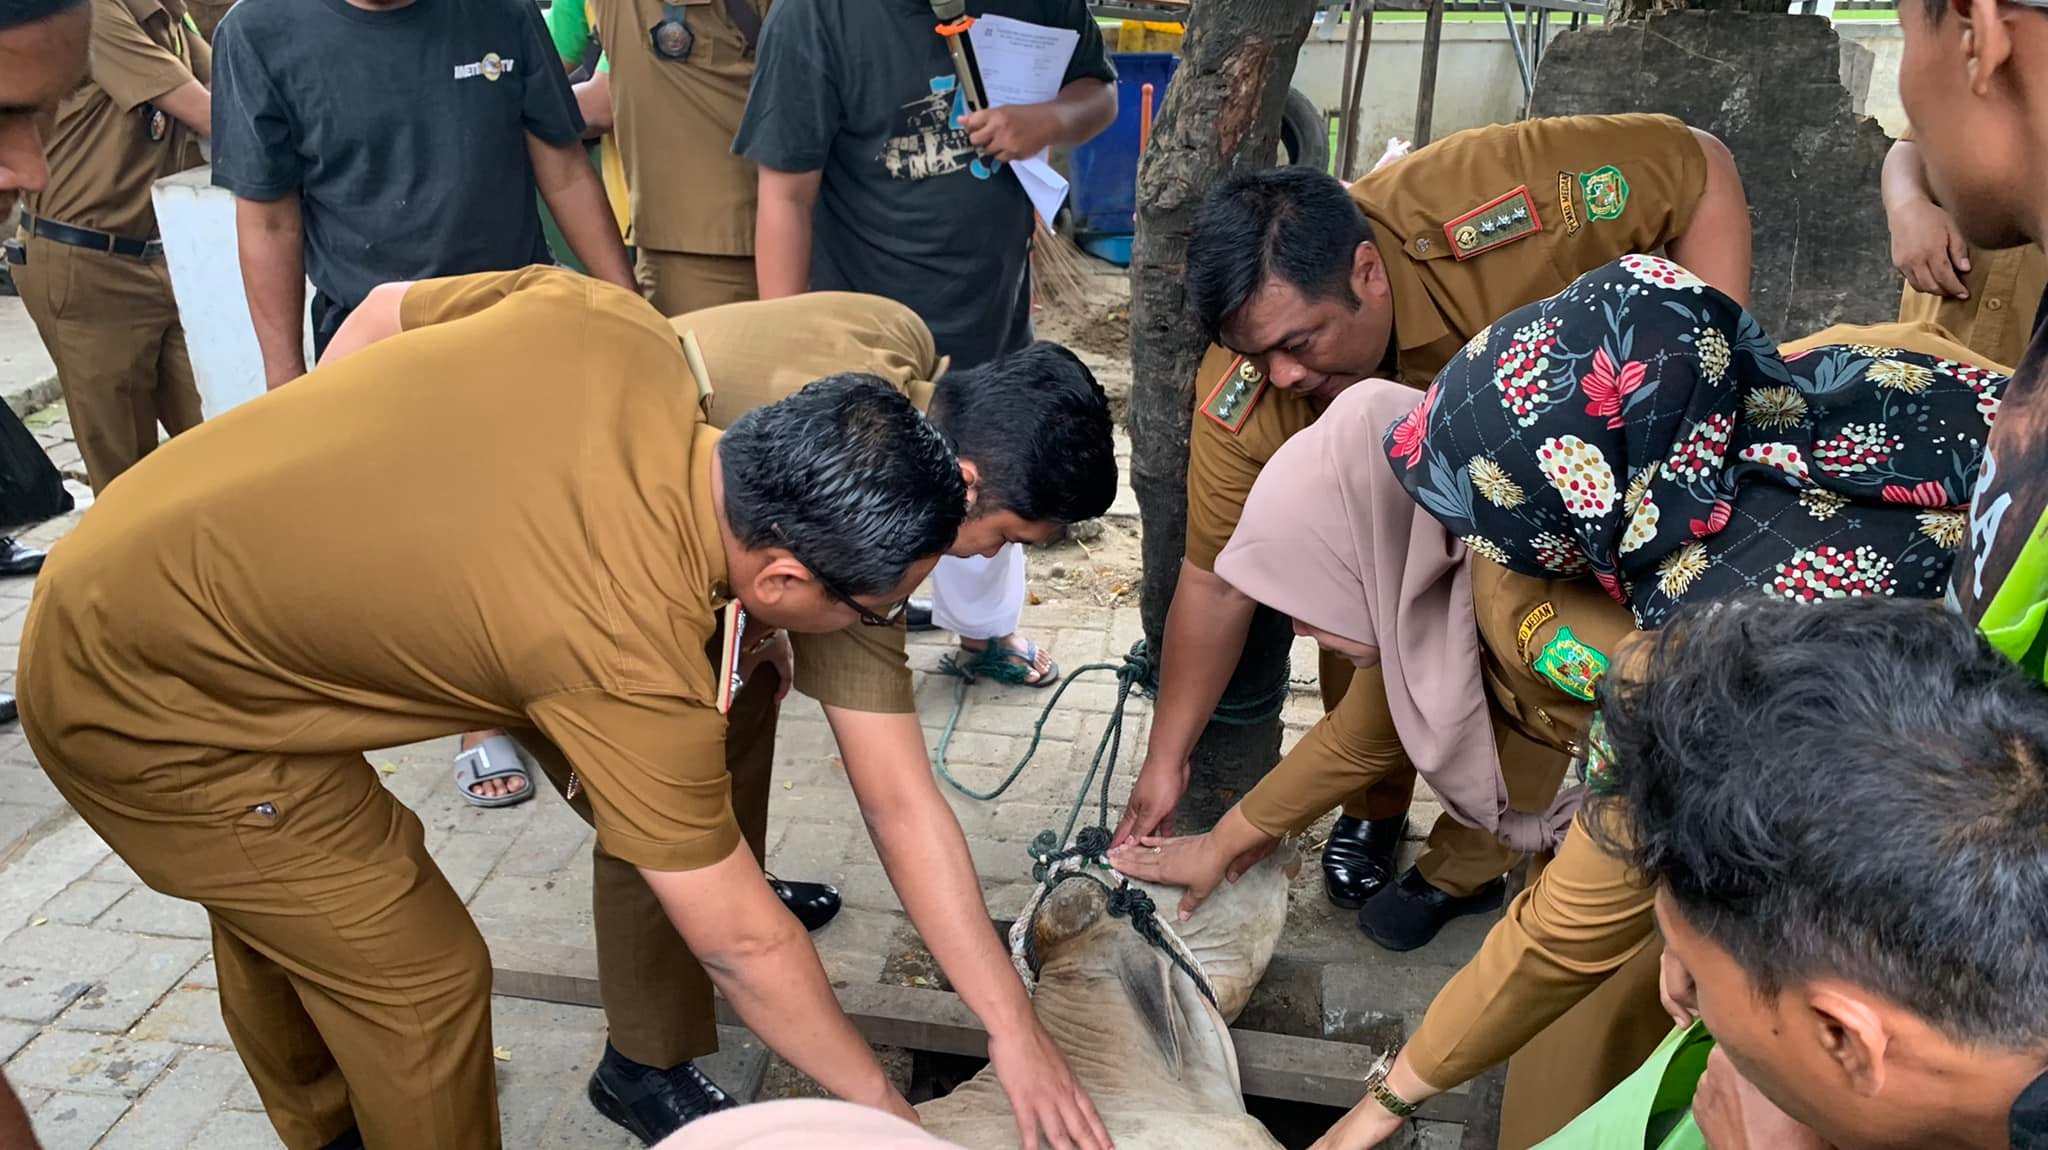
[929,543,1027,641]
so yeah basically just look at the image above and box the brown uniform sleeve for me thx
[1238,666,1415,839]
[1781,320,2016,375]
[186,23,211,86]
[1471,560,1637,752]
[89,0,200,111]
[1363,114,1708,348]
[526,688,741,872]
[1185,399,1272,572]
[790,625,915,713]
[399,266,591,332]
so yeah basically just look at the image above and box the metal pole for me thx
[1343,0,1376,178]
[1334,0,1365,177]
[1414,0,1445,146]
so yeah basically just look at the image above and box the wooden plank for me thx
[489,938,1465,1116]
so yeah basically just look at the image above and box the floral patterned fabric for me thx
[1386,256,2005,628]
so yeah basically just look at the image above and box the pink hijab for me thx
[1216,380,1574,850]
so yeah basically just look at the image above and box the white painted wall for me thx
[151,167,313,421]
[1292,16,1908,159]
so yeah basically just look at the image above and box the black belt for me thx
[21,214,163,260]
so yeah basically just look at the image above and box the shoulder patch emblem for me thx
[1533,625,1609,702]
[1579,165,1630,222]
[1201,356,1267,435]
[1446,187,1542,261]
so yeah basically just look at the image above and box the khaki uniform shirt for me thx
[186,0,234,40]
[1185,113,1709,571]
[26,266,745,873]
[24,0,209,238]
[593,0,765,256]
[1890,123,2047,373]
[671,291,945,713]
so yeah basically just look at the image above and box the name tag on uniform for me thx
[716,600,746,715]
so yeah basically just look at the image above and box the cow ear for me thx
[1117,947,1187,1077]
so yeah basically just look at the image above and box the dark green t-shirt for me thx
[734,0,1114,369]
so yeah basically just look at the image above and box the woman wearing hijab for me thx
[1109,255,2006,1149]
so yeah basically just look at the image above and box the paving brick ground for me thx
[0,400,1488,1148]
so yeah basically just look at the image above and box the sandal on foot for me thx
[954,638,1061,688]
[453,735,534,809]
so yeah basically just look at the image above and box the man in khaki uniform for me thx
[320,273,1120,1146]
[1883,127,2046,372]
[23,267,1127,1150]
[10,0,210,495]
[1114,113,1754,952]
[592,0,764,312]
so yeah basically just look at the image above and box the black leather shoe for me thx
[318,1127,364,1150]
[1322,814,1405,910]
[587,1043,738,1146]
[905,597,936,632]
[771,875,842,932]
[0,537,42,578]
[0,694,17,726]
[1358,866,1506,952]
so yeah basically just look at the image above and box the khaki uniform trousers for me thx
[29,739,499,1150]
[26,672,781,1149]
[636,249,758,317]
[519,666,781,1067]
[1291,655,1548,898]
[1401,815,1671,1149]
[13,235,204,494]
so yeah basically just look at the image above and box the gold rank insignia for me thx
[1200,355,1267,435]
[1444,186,1543,261]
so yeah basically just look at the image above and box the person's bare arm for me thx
[755,167,821,299]
[826,706,1113,1150]
[638,841,915,1121]
[318,280,413,364]
[1111,561,1259,846]
[575,69,613,139]
[958,78,1118,164]
[1881,138,1972,299]
[0,1072,40,1150]
[528,131,634,291]
[1665,128,1752,310]
[234,193,308,390]
[152,79,211,136]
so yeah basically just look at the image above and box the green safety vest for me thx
[1534,1022,1712,1150]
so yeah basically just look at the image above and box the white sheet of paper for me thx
[968,13,1080,218]
[1013,158,1070,226]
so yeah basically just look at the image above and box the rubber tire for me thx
[1278,87,1331,173]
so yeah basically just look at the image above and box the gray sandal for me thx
[453,735,534,809]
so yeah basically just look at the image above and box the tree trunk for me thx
[1127,0,1318,832]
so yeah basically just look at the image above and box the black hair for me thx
[926,342,1117,526]
[0,0,84,29]
[719,374,966,597]
[1588,595,2048,1050]
[1186,167,1376,342]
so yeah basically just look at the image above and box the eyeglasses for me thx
[768,524,908,628]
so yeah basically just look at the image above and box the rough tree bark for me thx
[1606,0,1783,19]
[1127,0,1318,832]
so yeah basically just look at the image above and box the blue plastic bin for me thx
[1067,52,1180,251]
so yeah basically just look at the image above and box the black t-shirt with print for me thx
[1954,283,2048,676]
[735,0,1114,369]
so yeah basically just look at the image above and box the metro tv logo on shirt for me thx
[454,52,516,81]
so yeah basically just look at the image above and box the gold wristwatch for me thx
[1364,1050,1419,1119]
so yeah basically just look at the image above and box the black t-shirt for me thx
[734,0,1114,370]
[1954,282,2048,676]
[210,0,582,332]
